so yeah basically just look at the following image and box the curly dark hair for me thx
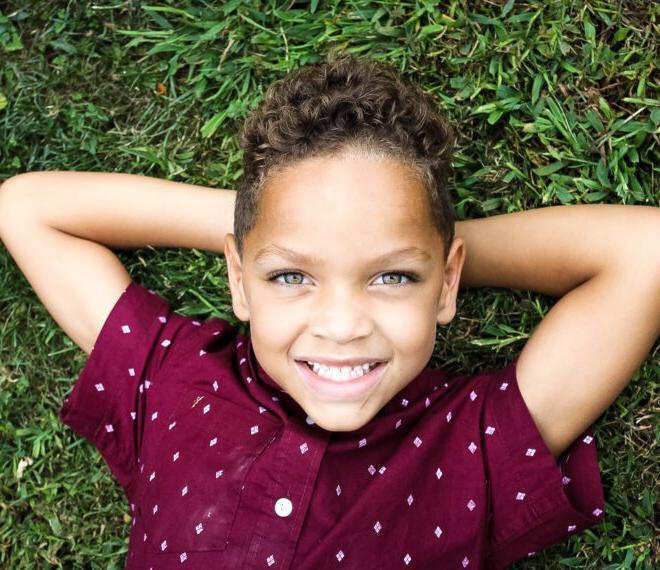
[234,52,455,261]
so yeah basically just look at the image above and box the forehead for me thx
[246,153,441,263]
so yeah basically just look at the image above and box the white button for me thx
[274,498,293,517]
[305,416,315,425]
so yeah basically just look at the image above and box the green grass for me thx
[0,0,658,567]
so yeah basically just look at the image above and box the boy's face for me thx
[225,152,465,432]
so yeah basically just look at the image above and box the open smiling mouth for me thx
[299,360,386,381]
[294,360,388,400]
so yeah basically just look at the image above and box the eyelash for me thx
[266,270,420,289]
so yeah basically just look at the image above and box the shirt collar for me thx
[237,333,447,429]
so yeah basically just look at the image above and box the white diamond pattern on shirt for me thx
[136,390,282,552]
[74,293,600,566]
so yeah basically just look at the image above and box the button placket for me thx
[245,420,329,569]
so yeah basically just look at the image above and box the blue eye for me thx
[267,271,419,288]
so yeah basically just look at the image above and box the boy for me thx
[0,54,658,568]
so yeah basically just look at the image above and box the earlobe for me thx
[224,234,251,322]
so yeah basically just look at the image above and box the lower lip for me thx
[295,360,387,401]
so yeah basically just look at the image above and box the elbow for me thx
[1,171,45,197]
[0,173,44,230]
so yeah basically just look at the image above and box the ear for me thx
[224,234,251,322]
[436,237,466,326]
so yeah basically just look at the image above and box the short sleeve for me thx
[59,280,190,492]
[481,358,605,569]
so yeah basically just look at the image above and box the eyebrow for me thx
[254,244,432,266]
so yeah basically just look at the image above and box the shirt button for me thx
[274,497,293,517]
[305,416,315,425]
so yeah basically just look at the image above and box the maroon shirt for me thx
[60,281,605,569]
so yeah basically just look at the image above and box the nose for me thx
[308,285,372,343]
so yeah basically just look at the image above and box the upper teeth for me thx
[306,361,378,381]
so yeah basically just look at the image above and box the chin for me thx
[313,410,372,433]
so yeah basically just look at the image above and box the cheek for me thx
[384,303,437,353]
[249,289,436,355]
[249,299,302,352]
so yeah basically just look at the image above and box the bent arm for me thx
[455,204,659,296]
[0,171,235,253]
[455,204,660,458]
[0,172,235,354]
